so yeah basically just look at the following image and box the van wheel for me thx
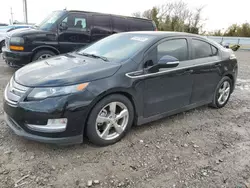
[86,94,134,146]
[0,40,5,53]
[210,76,232,108]
[32,50,56,61]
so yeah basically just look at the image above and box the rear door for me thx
[190,38,222,103]
[58,12,91,53]
[91,14,112,42]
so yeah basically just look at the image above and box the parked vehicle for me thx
[3,31,238,146]
[0,25,32,53]
[2,10,157,68]
[0,23,8,26]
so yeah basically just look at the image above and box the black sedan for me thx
[3,31,238,146]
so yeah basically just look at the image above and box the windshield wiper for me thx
[79,52,109,62]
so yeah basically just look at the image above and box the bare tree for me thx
[132,12,141,18]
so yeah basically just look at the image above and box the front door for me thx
[58,13,91,53]
[142,38,194,118]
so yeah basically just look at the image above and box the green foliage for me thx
[210,23,250,37]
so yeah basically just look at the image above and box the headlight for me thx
[27,83,89,100]
[10,37,24,44]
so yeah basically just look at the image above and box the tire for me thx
[0,40,5,53]
[32,50,56,62]
[86,94,134,146]
[210,76,232,108]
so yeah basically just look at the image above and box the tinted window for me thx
[62,13,87,31]
[92,15,111,34]
[192,39,213,59]
[157,39,188,61]
[129,19,154,31]
[112,16,128,32]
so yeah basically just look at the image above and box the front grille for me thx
[5,36,10,49]
[4,77,29,105]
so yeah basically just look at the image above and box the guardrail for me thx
[207,36,250,50]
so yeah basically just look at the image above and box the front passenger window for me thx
[157,39,188,62]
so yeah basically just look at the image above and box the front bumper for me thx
[3,88,95,145]
[5,113,83,145]
[2,47,32,68]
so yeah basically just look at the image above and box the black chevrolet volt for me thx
[4,32,238,146]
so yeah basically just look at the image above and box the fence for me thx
[207,36,250,50]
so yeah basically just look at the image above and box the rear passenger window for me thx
[112,16,128,32]
[157,39,188,61]
[192,39,213,59]
[92,15,111,34]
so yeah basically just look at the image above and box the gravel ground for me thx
[0,51,250,188]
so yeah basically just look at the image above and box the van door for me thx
[91,14,112,42]
[58,12,91,53]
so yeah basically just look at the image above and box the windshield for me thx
[38,11,64,31]
[77,33,155,61]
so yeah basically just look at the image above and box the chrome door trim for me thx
[125,60,221,79]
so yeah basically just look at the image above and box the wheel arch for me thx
[223,72,235,92]
[31,45,60,60]
[83,89,138,135]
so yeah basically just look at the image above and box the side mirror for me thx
[158,55,179,68]
[147,55,179,73]
[59,22,68,31]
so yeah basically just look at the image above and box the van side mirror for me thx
[59,22,68,31]
[148,55,179,73]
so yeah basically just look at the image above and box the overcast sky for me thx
[0,0,249,31]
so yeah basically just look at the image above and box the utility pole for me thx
[10,7,14,24]
[23,0,28,24]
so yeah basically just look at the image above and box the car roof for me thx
[124,31,205,38]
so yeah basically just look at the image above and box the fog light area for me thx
[26,118,68,133]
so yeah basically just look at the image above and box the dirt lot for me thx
[0,51,250,188]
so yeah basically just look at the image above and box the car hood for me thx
[8,27,49,37]
[15,53,122,87]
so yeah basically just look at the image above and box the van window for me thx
[129,19,154,31]
[92,15,111,34]
[62,13,88,31]
[112,16,128,32]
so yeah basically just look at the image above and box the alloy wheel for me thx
[217,80,231,105]
[95,102,129,140]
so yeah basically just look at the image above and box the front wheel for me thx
[210,76,232,108]
[86,94,134,146]
[32,50,56,62]
[0,40,5,53]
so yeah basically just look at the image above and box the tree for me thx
[132,1,205,34]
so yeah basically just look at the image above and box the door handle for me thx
[215,63,221,67]
[184,69,194,74]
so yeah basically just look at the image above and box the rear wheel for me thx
[210,76,232,108]
[32,50,56,61]
[86,94,134,146]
